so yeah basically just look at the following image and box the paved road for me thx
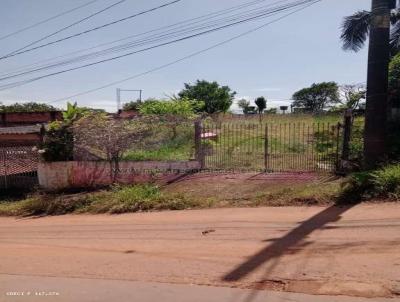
[0,204,400,300]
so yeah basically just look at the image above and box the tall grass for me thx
[0,185,203,216]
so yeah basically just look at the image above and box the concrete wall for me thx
[38,160,200,190]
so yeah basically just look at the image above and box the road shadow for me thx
[223,204,357,283]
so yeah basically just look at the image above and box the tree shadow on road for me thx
[222,204,358,302]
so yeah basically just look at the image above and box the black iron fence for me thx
[0,145,39,189]
[197,121,344,173]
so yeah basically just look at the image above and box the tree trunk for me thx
[364,0,391,168]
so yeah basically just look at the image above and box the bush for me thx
[0,102,58,113]
[371,164,400,198]
[123,101,140,111]
[139,98,201,117]
[41,121,74,162]
[339,164,400,202]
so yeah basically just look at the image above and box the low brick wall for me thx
[1,111,62,126]
[38,160,200,190]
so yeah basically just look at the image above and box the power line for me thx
[0,0,301,81]
[48,0,321,104]
[2,0,128,58]
[0,0,101,41]
[0,0,273,78]
[0,0,183,60]
[0,0,317,90]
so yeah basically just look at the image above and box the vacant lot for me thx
[0,204,399,299]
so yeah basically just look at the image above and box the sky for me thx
[0,0,370,112]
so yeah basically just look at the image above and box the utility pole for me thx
[364,0,392,168]
[116,88,143,111]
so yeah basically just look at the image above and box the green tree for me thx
[254,96,267,114]
[340,1,398,53]
[178,80,236,114]
[41,121,74,162]
[292,82,340,113]
[0,102,58,112]
[139,98,202,139]
[41,102,102,162]
[237,99,250,114]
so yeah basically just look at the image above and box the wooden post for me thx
[341,109,353,165]
[264,124,269,172]
[194,121,204,169]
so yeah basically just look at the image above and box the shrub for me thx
[371,164,400,198]
[41,102,91,162]
[123,101,140,111]
[339,164,400,202]
[0,102,58,113]
[41,121,74,162]
[139,98,201,117]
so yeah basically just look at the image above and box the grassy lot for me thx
[120,114,364,170]
[122,122,195,161]
[201,114,364,171]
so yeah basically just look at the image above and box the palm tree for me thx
[341,0,395,168]
[340,1,399,54]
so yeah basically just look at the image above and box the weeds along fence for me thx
[126,120,195,161]
[0,145,39,189]
[197,121,344,173]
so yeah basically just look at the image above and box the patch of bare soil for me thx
[162,172,339,205]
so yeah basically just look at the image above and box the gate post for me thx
[194,121,205,169]
[340,109,353,172]
[264,124,269,172]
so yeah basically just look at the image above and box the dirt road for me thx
[0,204,399,299]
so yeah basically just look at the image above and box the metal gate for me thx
[0,145,39,189]
[200,122,342,172]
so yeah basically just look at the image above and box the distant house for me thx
[0,125,44,147]
[0,111,61,147]
[0,111,62,126]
